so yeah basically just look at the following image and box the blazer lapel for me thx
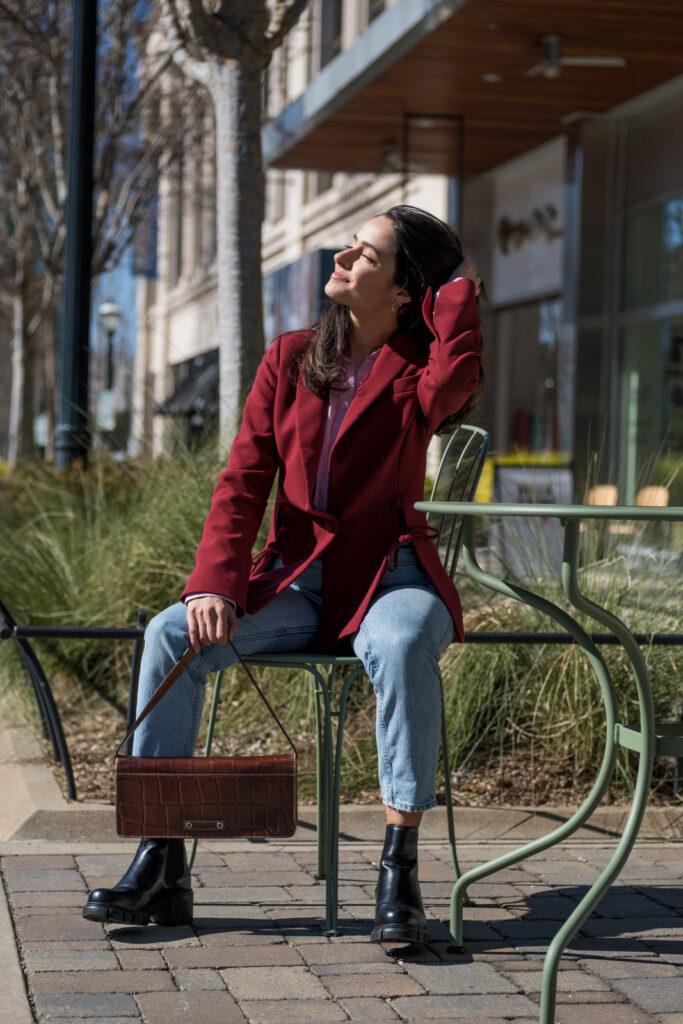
[294,329,417,510]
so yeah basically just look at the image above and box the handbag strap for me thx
[113,640,298,762]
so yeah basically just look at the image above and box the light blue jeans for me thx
[131,543,454,812]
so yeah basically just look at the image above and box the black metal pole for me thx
[55,0,98,468]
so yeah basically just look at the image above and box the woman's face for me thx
[325,215,410,319]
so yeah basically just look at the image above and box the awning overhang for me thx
[155,350,219,418]
[262,0,683,178]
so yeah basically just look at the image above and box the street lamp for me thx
[98,301,122,389]
[97,301,122,450]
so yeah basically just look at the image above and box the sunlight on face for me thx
[324,216,403,315]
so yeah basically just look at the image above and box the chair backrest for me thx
[586,484,618,506]
[425,424,490,582]
[636,484,669,507]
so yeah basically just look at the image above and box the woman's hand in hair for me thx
[450,252,482,296]
[186,596,240,653]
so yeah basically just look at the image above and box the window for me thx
[618,191,683,502]
[368,0,386,23]
[623,194,683,309]
[320,0,342,67]
[493,298,562,453]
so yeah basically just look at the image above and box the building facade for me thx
[132,0,683,507]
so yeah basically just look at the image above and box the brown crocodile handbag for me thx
[112,640,297,840]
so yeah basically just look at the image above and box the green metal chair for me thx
[188,423,490,935]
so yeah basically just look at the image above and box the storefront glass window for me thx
[495,298,562,453]
[618,318,683,504]
[623,195,683,308]
[619,191,683,505]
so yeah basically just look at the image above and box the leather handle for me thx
[113,640,298,762]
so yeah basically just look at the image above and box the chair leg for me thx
[314,680,327,880]
[308,662,367,937]
[188,669,225,872]
[439,675,464,882]
[326,664,367,937]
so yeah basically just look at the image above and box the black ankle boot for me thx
[370,824,428,945]
[82,838,193,926]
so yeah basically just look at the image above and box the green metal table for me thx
[414,500,683,1024]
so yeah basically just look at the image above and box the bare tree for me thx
[0,1,204,463]
[158,0,308,450]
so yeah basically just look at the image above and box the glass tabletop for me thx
[414,501,683,522]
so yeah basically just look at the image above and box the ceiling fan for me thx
[525,34,626,79]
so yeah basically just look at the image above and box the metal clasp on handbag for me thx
[183,820,225,830]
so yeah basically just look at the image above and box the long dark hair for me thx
[292,204,485,435]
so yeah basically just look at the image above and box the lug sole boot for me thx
[370,824,428,945]
[82,838,193,926]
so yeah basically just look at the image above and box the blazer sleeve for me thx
[178,335,282,614]
[417,276,482,434]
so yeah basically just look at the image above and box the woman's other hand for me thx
[186,596,240,653]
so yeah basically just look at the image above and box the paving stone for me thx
[2,855,76,869]
[10,891,86,909]
[172,968,226,990]
[199,885,295,902]
[460,905,516,923]
[594,894,679,919]
[3,870,86,892]
[636,888,683,911]
[320,973,425,998]
[115,951,166,971]
[338,996,401,1020]
[505,894,579,920]
[554,1007,659,1024]
[575,956,679,980]
[24,950,120,973]
[403,960,519,996]
[30,971,174,995]
[312,963,404,977]
[194,885,294,904]
[500,968,611,993]
[14,906,97,918]
[220,964,330,1000]
[17,916,102,941]
[194,928,288,947]
[555,990,624,1004]
[191,901,272,921]
[492,918,566,940]
[105,924,198,948]
[296,942,392,966]
[581,918,683,940]
[134,990,243,1024]
[338,868,382,883]
[655,1015,683,1023]
[22,941,112,953]
[33,1019,141,1024]
[285,884,365,902]
[222,853,301,872]
[388,993,539,1018]
[608,978,683,1014]
[239,998,348,1023]
[163,944,305,968]
[33,993,139,1018]
[195,869,313,887]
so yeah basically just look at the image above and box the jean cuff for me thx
[382,793,438,812]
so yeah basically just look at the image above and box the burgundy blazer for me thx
[179,277,482,653]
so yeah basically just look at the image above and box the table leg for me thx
[449,517,620,1024]
[536,520,656,1023]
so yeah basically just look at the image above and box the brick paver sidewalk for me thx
[1,837,682,1024]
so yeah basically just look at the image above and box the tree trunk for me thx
[208,55,266,454]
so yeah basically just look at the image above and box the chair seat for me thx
[245,652,362,666]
